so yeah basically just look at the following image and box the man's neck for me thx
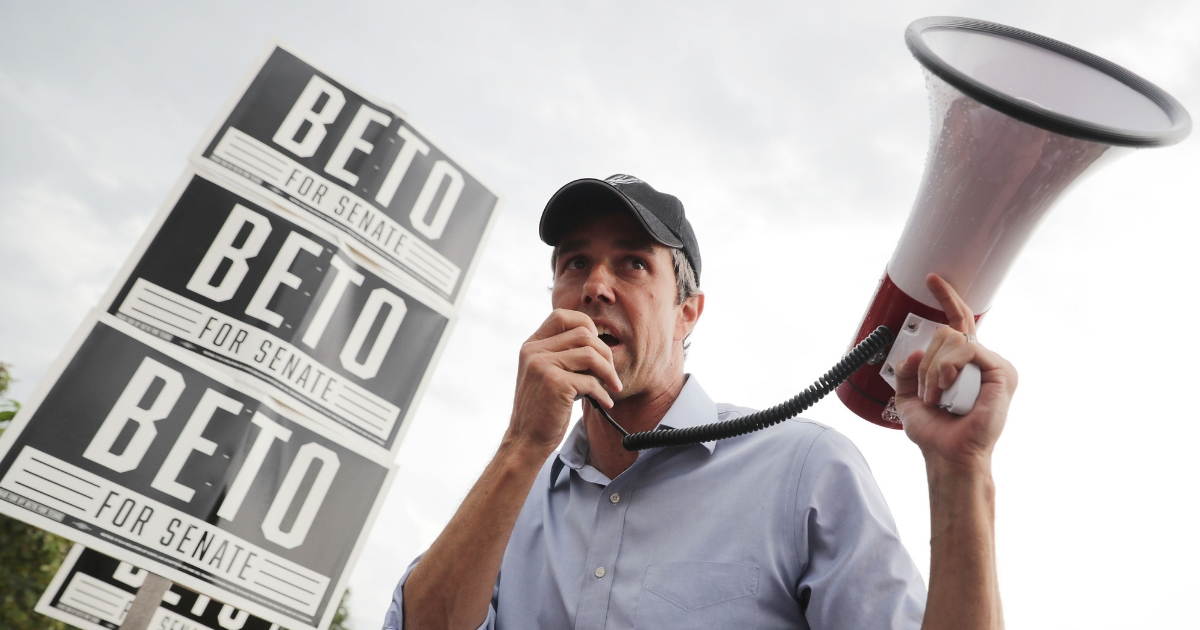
[582,373,686,480]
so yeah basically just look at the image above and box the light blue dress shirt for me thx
[384,376,926,629]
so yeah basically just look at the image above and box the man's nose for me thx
[583,264,616,305]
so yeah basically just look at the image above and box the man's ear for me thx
[675,291,705,341]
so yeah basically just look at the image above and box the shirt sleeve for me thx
[793,428,927,630]
[381,553,498,630]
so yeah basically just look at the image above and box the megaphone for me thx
[606,15,1191,452]
[836,17,1191,428]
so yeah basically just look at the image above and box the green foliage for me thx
[0,514,72,630]
[0,363,17,426]
[0,363,71,630]
[0,362,11,395]
[0,400,19,426]
[329,589,352,630]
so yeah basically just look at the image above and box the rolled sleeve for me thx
[794,429,927,630]
[381,554,498,630]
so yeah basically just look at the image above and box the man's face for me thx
[551,211,701,400]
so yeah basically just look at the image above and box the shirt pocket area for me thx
[633,561,760,630]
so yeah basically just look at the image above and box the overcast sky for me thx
[2,1,1198,628]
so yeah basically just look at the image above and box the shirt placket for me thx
[572,473,634,630]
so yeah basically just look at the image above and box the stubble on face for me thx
[551,213,684,403]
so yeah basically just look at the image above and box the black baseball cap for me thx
[539,174,702,282]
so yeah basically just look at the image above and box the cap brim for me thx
[540,178,685,248]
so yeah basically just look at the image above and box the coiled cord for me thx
[587,325,894,451]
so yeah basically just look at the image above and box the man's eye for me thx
[631,259,647,270]
[567,258,586,270]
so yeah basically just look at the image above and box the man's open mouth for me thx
[596,325,620,347]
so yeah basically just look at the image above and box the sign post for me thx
[117,572,171,630]
[38,544,284,630]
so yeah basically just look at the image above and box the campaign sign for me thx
[104,170,451,453]
[38,544,283,630]
[0,314,396,630]
[193,43,500,306]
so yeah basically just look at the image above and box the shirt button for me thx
[609,493,620,504]
[594,567,606,578]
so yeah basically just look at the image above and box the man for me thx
[386,175,1013,629]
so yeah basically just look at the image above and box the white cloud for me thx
[0,183,145,391]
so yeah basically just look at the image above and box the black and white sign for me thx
[0,314,395,630]
[104,170,451,453]
[37,544,284,630]
[2,41,497,630]
[194,43,500,306]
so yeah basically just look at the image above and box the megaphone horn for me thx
[836,17,1191,428]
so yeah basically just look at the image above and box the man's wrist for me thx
[923,449,993,481]
[925,453,996,538]
[496,433,556,476]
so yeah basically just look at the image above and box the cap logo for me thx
[605,174,644,186]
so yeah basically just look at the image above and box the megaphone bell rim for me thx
[906,16,1192,147]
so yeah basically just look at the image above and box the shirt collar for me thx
[654,375,719,452]
[552,375,719,486]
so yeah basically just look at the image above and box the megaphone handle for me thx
[938,362,981,414]
[880,314,982,416]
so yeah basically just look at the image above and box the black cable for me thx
[587,325,894,451]
[589,397,629,437]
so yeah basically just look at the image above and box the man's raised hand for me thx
[507,309,623,458]
[405,308,621,630]
[893,274,1017,469]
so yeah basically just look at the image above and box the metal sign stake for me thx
[118,573,172,630]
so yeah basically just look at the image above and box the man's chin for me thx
[610,373,636,403]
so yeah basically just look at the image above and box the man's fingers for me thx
[565,372,614,408]
[926,273,976,335]
[918,332,948,401]
[528,326,615,365]
[898,344,978,408]
[534,361,615,408]
[924,326,980,402]
[893,349,924,397]
[528,309,597,342]
[915,334,1013,401]
[929,334,1012,387]
[966,344,1018,392]
[549,347,623,393]
[935,344,980,389]
[518,311,624,409]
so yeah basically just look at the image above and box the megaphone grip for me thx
[938,362,981,414]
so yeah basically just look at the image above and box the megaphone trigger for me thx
[880,313,981,415]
